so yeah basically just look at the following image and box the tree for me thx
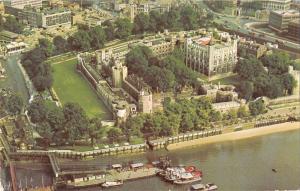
[32,63,53,91]
[28,98,47,123]
[225,109,238,120]
[125,116,144,138]
[3,15,24,34]
[238,81,254,101]
[46,106,65,130]
[68,30,91,51]
[146,66,175,92]
[149,10,166,32]
[63,103,89,142]
[107,127,123,143]
[5,94,23,115]
[237,106,250,118]
[210,111,222,122]
[89,118,105,145]
[180,6,198,30]
[133,13,150,34]
[36,122,53,146]
[166,7,181,30]
[249,99,266,116]
[89,26,106,49]
[53,36,68,54]
[281,73,297,95]
[262,52,290,75]
[235,57,265,81]
[115,18,133,39]
[180,114,194,133]
[39,38,54,57]
[104,21,115,41]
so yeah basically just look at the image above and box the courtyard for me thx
[52,58,111,119]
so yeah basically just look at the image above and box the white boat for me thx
[101,180,123,188]
[205,183,218,190]
[173,172,202,185]
[164,167,186,182]
[191,183,206,190]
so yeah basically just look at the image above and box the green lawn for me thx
[52,59,112,119]
[210,74,240,86]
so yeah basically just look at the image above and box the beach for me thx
[167,121,300,150]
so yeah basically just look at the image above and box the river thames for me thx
[1,129,300,191]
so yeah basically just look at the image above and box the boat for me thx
[101,180,123,188]
[272,168,277,173]
[191,183,206,190]
[205,183,218,191]
[173,172,202,185]
[162,165,203,184]
[164,167,186,182]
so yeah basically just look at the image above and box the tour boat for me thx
[101,180,123,188]
[205,183,218,190]
[173,171,202,185]
[164,167,187,182]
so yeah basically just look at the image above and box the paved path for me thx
[0,55,29,103]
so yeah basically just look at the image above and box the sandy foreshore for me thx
[167,122,300,150]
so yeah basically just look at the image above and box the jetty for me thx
[67,166,159,188]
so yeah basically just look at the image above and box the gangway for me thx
[48,153,61,178]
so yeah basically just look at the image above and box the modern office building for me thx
[185,35,238,78]
[269,9,300,32]
[261,0,291,10]
[3,0,42,9]
[240,0,291,11]
[13,7,72,28]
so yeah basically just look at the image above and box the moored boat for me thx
[205,183,218,190]
[191,183,206,190]
[101,180,123,188]
[173,172,202,185]
[162,165,203,184]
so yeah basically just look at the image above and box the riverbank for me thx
[167,122,300,150]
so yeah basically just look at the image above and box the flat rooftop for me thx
[271,9,300,16]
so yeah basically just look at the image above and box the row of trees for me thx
[235,52,296,100]
[123,97,219,138]
[126,46,199,92]
[54,18,132,53]
[122,97,252,139]
[21,39,54,91]
[65,5,215,52]
[0,15,24,34]
[133,5,214,34]
[28,99,89,146]
[28,98,126,146]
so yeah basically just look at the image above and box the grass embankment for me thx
[52,58,111,119]
[210,74,240,86]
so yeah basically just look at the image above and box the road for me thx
[0,55,29,103]
[195,0,300,53]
